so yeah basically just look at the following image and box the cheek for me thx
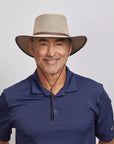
[59,50,69,63]
[34,49,47,66]
[58,47,69,56]
[33,49,40,63]
[34,48,44,58]
[61,49,70,58]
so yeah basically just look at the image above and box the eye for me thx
[56,42,63,46]
[40,42,47,46]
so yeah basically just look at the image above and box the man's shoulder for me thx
[0,73,34,107]
[3,73,33,96]
[71,71,103,90]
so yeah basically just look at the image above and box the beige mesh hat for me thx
[15,14,87,57]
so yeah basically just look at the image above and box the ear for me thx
[29,39,34,57]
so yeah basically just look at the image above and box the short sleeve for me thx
[0,92,12,142]
[95,85,114,142]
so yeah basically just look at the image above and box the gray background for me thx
[0,0,114,143]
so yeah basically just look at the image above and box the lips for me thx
[43,58,60,65]
[45,59,59,65]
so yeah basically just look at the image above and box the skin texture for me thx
[29,37,72,94]
[30,37,71,74]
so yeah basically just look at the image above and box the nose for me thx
[46,43,55,57]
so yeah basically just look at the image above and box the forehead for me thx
[35,37,67,42]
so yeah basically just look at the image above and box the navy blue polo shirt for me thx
[0,67,114,144]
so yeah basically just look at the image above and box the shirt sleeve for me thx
[95,85,114,142]
[0,92,12,142]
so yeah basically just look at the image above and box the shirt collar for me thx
[31,66,78,97]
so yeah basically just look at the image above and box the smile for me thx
[43,58,60,65]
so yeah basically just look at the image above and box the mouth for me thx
[43,58,60,65]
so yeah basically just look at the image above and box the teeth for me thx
[46,59,56,61]
[46,59,57,64]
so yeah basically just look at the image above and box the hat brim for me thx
[15,35,87,57]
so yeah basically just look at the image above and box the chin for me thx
[43,67,63,75]
[44,69,60,75]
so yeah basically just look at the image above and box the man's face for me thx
[30,37,72,75]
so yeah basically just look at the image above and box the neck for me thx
[37,66,67,95]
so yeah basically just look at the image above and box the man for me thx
[0,14,114,144]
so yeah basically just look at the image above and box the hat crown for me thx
[16,13,87,57]
[33,14,69,35]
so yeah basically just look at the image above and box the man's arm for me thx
[98,138,114,144]
[0,141,9,144]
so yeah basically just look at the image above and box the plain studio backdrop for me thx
[0,0,114,143]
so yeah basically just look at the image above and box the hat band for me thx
[34,32,69,37]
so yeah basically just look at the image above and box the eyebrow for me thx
[37,39,48,42]
[55,38,66,42]
[37,38,67,42]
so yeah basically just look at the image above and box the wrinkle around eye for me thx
[55,42,63,46]
[39,43,48,47]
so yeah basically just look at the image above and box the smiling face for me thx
[30,37,72,75]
